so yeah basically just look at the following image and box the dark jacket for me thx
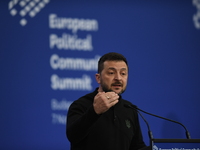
[66,88,146,150]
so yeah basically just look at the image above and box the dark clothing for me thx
[66,88,146,150]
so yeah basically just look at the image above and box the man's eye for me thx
[108,72,114,74]
[121,72,126,75]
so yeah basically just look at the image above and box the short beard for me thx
[100,79,126,95]
[101,82,112,93]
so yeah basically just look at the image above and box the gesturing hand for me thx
[93,92,119,115]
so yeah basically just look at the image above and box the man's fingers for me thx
[93,92,119,114]
[109,99,119,106]
[105,92,119,101]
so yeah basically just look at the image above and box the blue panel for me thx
[0,0,200,149]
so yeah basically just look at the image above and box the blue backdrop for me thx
[0,0,200,149]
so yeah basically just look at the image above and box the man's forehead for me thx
[103,61,128,69]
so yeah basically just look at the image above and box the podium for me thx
[152,139,200,150]
[140,139,200,150]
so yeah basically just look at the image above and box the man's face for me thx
[96,60,128,94]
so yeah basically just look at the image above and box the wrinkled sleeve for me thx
[66,99,101,144]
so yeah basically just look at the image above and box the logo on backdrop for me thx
[193,0,200,29]
[49,14,99,125]
[8,0,50,26]
[49,13,99,93]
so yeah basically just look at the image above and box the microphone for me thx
[124,104,191,139]
[124,104,154,144]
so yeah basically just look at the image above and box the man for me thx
[66,52,146,150]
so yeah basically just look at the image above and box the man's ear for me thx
[95,73,100,84]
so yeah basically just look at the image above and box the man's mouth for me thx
[112,83,122,88]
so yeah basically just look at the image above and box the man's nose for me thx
[114,72,121,80]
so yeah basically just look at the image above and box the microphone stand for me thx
[135,107,191,139]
